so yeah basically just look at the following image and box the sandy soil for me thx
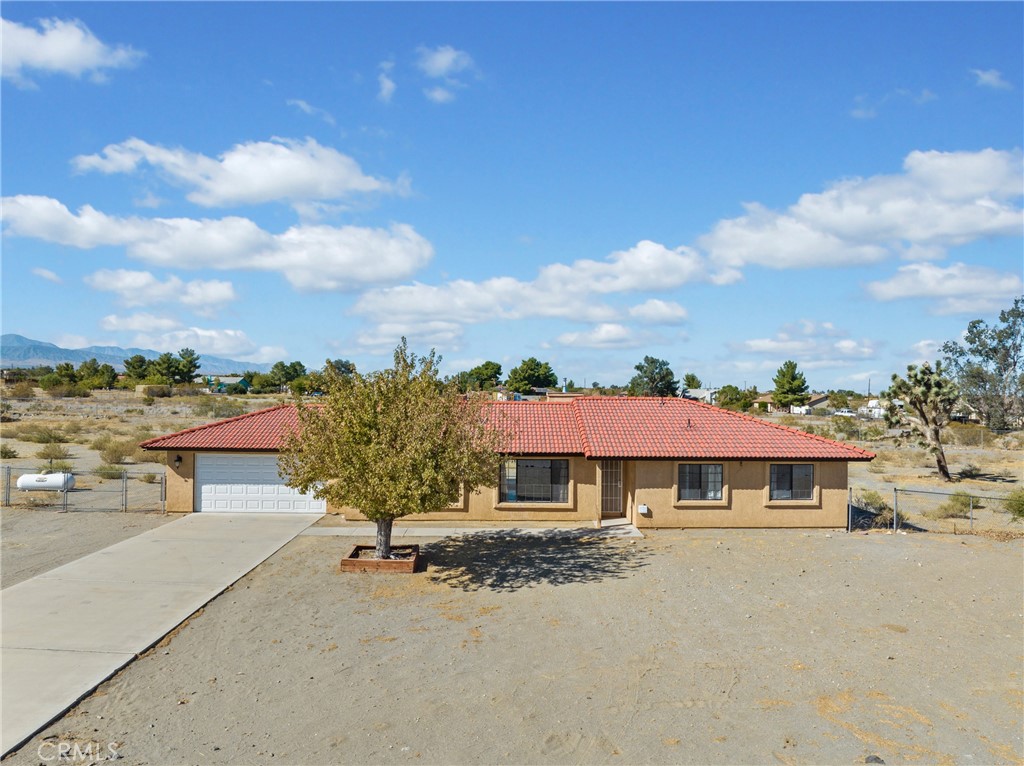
[5,528,1021,765]
[0,507,172,587]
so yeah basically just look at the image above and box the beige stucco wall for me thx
[630,459,848,529]
[164,450,196,513]
[160,450,851,529]
[333,455,601,526]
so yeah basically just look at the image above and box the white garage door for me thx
[195,453,326,513]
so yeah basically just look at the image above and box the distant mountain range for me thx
[0,335,272,375]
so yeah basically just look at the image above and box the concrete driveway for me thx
[1,512,321,756]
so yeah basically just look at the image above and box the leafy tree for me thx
[327,359,357,378]
[82,363,118,389]
[883,361,959,482]
[717,384,757,411]
[280,339,505,559]
[150,353,179,384]
[123,354,151,380]
[176,348,201,384]
[771,360,810,411]
[683,372,703,389]
[468,361,503,390]
[828,391,850,410]
[506,357,558,394]
[627,356,679,397]
[941,297,1023,430]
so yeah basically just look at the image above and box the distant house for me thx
[754,392,829,414]
[142,397,873,529]
[206,375,250,393]
[682,388,718,405]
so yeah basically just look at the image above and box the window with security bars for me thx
[499,459,569,503]
[769,464,814,500]
[677,464,723,501]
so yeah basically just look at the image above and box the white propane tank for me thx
[16,473,75,491]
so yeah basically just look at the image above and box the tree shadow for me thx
[422,528,651,592]
[957,471,1016,484]
[849,504,926,532]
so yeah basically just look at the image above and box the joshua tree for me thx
[883,361,959,482]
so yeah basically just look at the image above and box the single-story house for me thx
[141,397,874,529]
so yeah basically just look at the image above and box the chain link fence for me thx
[1,465,165,513]
[848,485,1017,534]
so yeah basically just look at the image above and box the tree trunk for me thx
[930,426,952,481]
[375,516,394,559]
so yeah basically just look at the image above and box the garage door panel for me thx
[195,454,325,514]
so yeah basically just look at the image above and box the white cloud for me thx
[31,267,62,283]
[72,136,401,207]
[971,68,1013,90]
[353,240,705,330]
[865,262,1023,314]
[699,148,1023,281]
[424,86,455,104]
[850,88,936,120]
[356,321,465,351]
[377,61,396,103]
[3,195,434,291]
[415,45,474,79]
[628,299,688,325]
[100,313,181,332]
[286,99,336,126]
[131,327,271,359]
[415,45,475,103]
[1,17,143,88]
[556,324,646,349]
[84,269,237,314]
[911,339,943,363]
[735,321,878,362]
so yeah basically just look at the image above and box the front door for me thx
[600,460,623,518]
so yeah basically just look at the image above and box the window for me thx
[770,464,814,500]
[677,464,723,501]
[499,459,569,503]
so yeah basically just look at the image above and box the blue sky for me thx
[2,2,1021,392]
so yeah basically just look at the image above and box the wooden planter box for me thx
[340,544,421,573]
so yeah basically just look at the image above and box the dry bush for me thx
[99,439,142,465]
[37,460,73,473]
[95,464,125,480]
[1,443,19,459]
[17,491,62,508]
[13,424,68,444]
[35,443,72,461]
[140,473,159,484]
[947,422,989,447]
[1004,489,1024,523]
[925,490,982,520]
[8,381,35,398]
[996,432,1024,451]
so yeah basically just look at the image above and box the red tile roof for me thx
[142,397,874,462]
[571,397,874,461]
[139,404,300,451]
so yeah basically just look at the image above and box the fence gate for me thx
[1,468,165,513]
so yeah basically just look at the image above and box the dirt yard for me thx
[4,527,1021,765]
[0,507,172,587]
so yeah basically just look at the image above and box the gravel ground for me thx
[5,528,1021,765]
[0,508,172,587]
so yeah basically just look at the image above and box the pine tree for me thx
[771,360,810,411]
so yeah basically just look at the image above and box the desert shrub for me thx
[1,444,19,459]
[138,385,171,398]
[872,505,909,529]
[45,384,92,398]
[958,463,982,480]
[1003,489,1024,522]
[125,408,143,415]
[140,473,158,484]
[778,415,800,428]
[99,439,141,465]
[19,491,61,508]
[861,424,886,441]
[926,490,982,519]
[17,425,68,444]
[142,396,155,406]
[38,460,73,473]
[946,422,988,447]
[35,443,71,461]
[8,381,36,398]
[191,398,246,419]
[996,431,1024,451]
[856,489,890,513]
[95,464,125,480]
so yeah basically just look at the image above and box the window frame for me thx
[766,462,819,506]
[673,461,729,508]
[497,457,573,507]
